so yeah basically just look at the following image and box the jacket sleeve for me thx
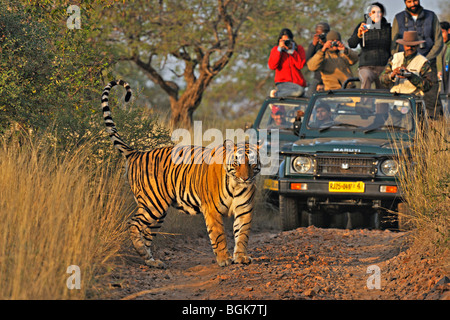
[348,23,362,49]
[409,60,433,92]
[425,13,444,61]
[268,46,282,70]
[307,50,325,71]
[391,17,400,55]
[341,48,359,66]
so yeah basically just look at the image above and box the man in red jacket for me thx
[268,28,307,98]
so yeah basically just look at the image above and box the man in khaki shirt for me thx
[307,30,359,91]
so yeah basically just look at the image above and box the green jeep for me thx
[278,89,427,230]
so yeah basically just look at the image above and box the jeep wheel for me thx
[308,211,327,228]
[369,211,381,229]
[279,195,300,231]
[331,212,347,228]
[345,211,364,229]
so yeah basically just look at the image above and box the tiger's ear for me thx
[223,139,235,153]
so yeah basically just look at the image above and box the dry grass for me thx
[395,117,450,252]
[0,117,278,300]
[0,135,133,299]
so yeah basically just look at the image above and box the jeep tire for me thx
[279,194,300,231]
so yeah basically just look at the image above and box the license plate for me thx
[263,179,279,191]
[329,181,365,193]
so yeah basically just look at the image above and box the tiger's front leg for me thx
[232,195,254,265]
[204,211,233,267]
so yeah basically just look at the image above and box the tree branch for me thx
[132,54,179,99]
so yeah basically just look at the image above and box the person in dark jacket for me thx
[348,2,391,89]
[305,22,330,94]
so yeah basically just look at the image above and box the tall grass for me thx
[0,135,133,299]
[395,117,450,251]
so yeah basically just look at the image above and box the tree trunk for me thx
[169,72,213,130]
[170,100,194,130]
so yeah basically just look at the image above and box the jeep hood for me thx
[289,137,410,155]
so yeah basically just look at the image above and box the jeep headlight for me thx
[380,159,399,176]
[292,156,312,174]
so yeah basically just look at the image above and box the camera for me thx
[318,33,327,41]
[399,69,412,78]
[331,40,339,47]
[284,39,291,47]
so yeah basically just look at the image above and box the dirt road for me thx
[96,218,449,300]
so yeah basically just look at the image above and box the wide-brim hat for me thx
[396,31,425,46]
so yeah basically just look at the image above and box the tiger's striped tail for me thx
[101,80,135,157]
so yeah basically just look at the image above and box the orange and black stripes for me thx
[101,80,260,268]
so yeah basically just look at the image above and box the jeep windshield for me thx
[306,95,414,133]
[258,102,307,131]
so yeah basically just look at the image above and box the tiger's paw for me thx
[144,258,166,269]
[216,253,233,267]
[233,253,252,265]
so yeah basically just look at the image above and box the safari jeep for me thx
[250,96,309,198]
[278,89,427,230]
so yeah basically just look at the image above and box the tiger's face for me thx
[224,140,261,184]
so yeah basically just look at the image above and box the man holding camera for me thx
[391,0,443,117]
[305,22,330,94]
[380,31,432,96]
[307,30,359,91]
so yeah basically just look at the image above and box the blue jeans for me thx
[274,82,305,98]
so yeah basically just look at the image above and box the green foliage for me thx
[0,0,171,153]
[0,1,54,130]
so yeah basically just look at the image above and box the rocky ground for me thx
[94,223,449,300]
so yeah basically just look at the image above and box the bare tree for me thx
[103,0,255,129]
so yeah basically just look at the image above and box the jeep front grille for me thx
[315,156,377,177]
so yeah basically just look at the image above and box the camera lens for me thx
[284,39,291,47]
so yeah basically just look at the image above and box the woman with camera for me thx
[348,2,391,89]
[268,28,307,98]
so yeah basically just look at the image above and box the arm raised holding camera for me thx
[278,38,290,51]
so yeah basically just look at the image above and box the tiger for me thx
[101,80,261,268]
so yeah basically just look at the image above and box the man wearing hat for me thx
[380,31,432,96]
[391,0,443,117]
[307,30,359,91]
